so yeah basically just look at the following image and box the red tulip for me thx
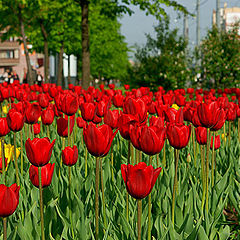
[60,91,78,116]
[175,94,186,106]
[38,93,49,108]
[210,135,221,150]
[195,127,207,145]
[0,183,20,217]
[41,108,55,125]
[123,97,147,123]
[62,145,78,166]
[96,100,108,117]
[83,122,118,157]
[112,94,124,108]
[118,113,137,140]
[80,102,96,121]
[29,163,55,188]
[191,110,201,127]
[149,116,164,128]
[76,117,87,129]
[130,125,166,155]
[7,109,25,132]
[25,137,56,167]
[57,115,75,137]
[25,102,42,124]
[167,123,191,149]
[226,107,237,122]
[12,101,25,115]
[124,84,130,90]
[121,162,161,199]
[0,117,10,137]
[104,110,119,129]
[33,123,41,135]
[210,109,225,131]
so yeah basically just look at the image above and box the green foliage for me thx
[200,25,240,89]
[127,17,192,91]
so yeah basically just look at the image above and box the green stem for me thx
[111,146,114,182]
[95,157,100,240]
[85,146,88,178]
[172,149,179,225]
[1,138,6,184]
[238,118,240,142]
[20,130,23,175]
[3,217,7,240]
[147,156,153,240]
[14,132,20,186]
[38,167,45,240]
[137,200,142,240]
[211,132,216,188]
[100,158,107,230]
[130,143,134,165]
[228,121,231,146]
[163,143,166,168]
[193,126,196,167]
[205,128,211,213]
[47,125,50,139]
[126,141,131,222]
[201,145,206,213]
[68,166,74,238]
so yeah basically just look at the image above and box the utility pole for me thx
[183,14,189,42]
[196,0,200,46]
[216,0,221,29]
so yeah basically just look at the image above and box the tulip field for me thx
[1,83,240,240]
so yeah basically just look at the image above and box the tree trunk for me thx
[57,44,64,87]
[19,7,33,85]
[67,55,71,85]
[40,21,49,83]
[81,0,90,90]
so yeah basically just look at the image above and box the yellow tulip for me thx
[38,116,41,122]
[171,104,180,110]
[2,105,8,114]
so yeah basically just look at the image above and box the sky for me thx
[120,0,240,57]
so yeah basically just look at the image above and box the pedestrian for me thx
[36,71,43,86]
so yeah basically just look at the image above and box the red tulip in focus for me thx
[121,162,161,199]
[118,113,137,140]
[130,125,166,155]
[29,163,55,188]
[38,93,49,108]
[104,110,119,129]
[210,135,221,150]
[210,109,225,131]
[62,145,78,166]
[195,127,207,145]
[0,183,20,217]
[112,94,124,108]
[25,137,56,167]
[57,115,75,137]
[83,122,118,157]
[0,117,10,137]
[167,123,191,149]
[25,102,42,124]
[80,102,96,121]
[7,109,25,132]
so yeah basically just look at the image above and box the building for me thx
[212,3,240,35]
[0,30,44,82]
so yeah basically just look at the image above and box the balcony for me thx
[0,58,19,66]
[0,41,19,50]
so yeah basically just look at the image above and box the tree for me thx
[200,25,240,89]
[127,17,192,90]
[74,0,189,89]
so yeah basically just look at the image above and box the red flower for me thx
[124,84,130,90]
[0,157,8,172]
[118,113,137,140]
[83,122,118,157]
[62,145,78,166]
[80,102,96,121]
[76,117,87,129]
[29,163,55,188]
[0,183,20,217]
[0,117,10,137]
[149,116,164,128]
[25,102,42,124]
[33,123,41,135]
[130,125,166,155]
[112,94,124,108]
[210,109,225,131]
[175,94,186,106]
[60,91,78,116]
[25,137,56,167]
[210,135,220,150]
[121,162,161,199]
[167,124,191,149]
[7,109,25,132]
[41,108,55,125]
[38,93,49,108]
[57,115,75,137]
[104,110,119,129]
[195,127,207,145]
